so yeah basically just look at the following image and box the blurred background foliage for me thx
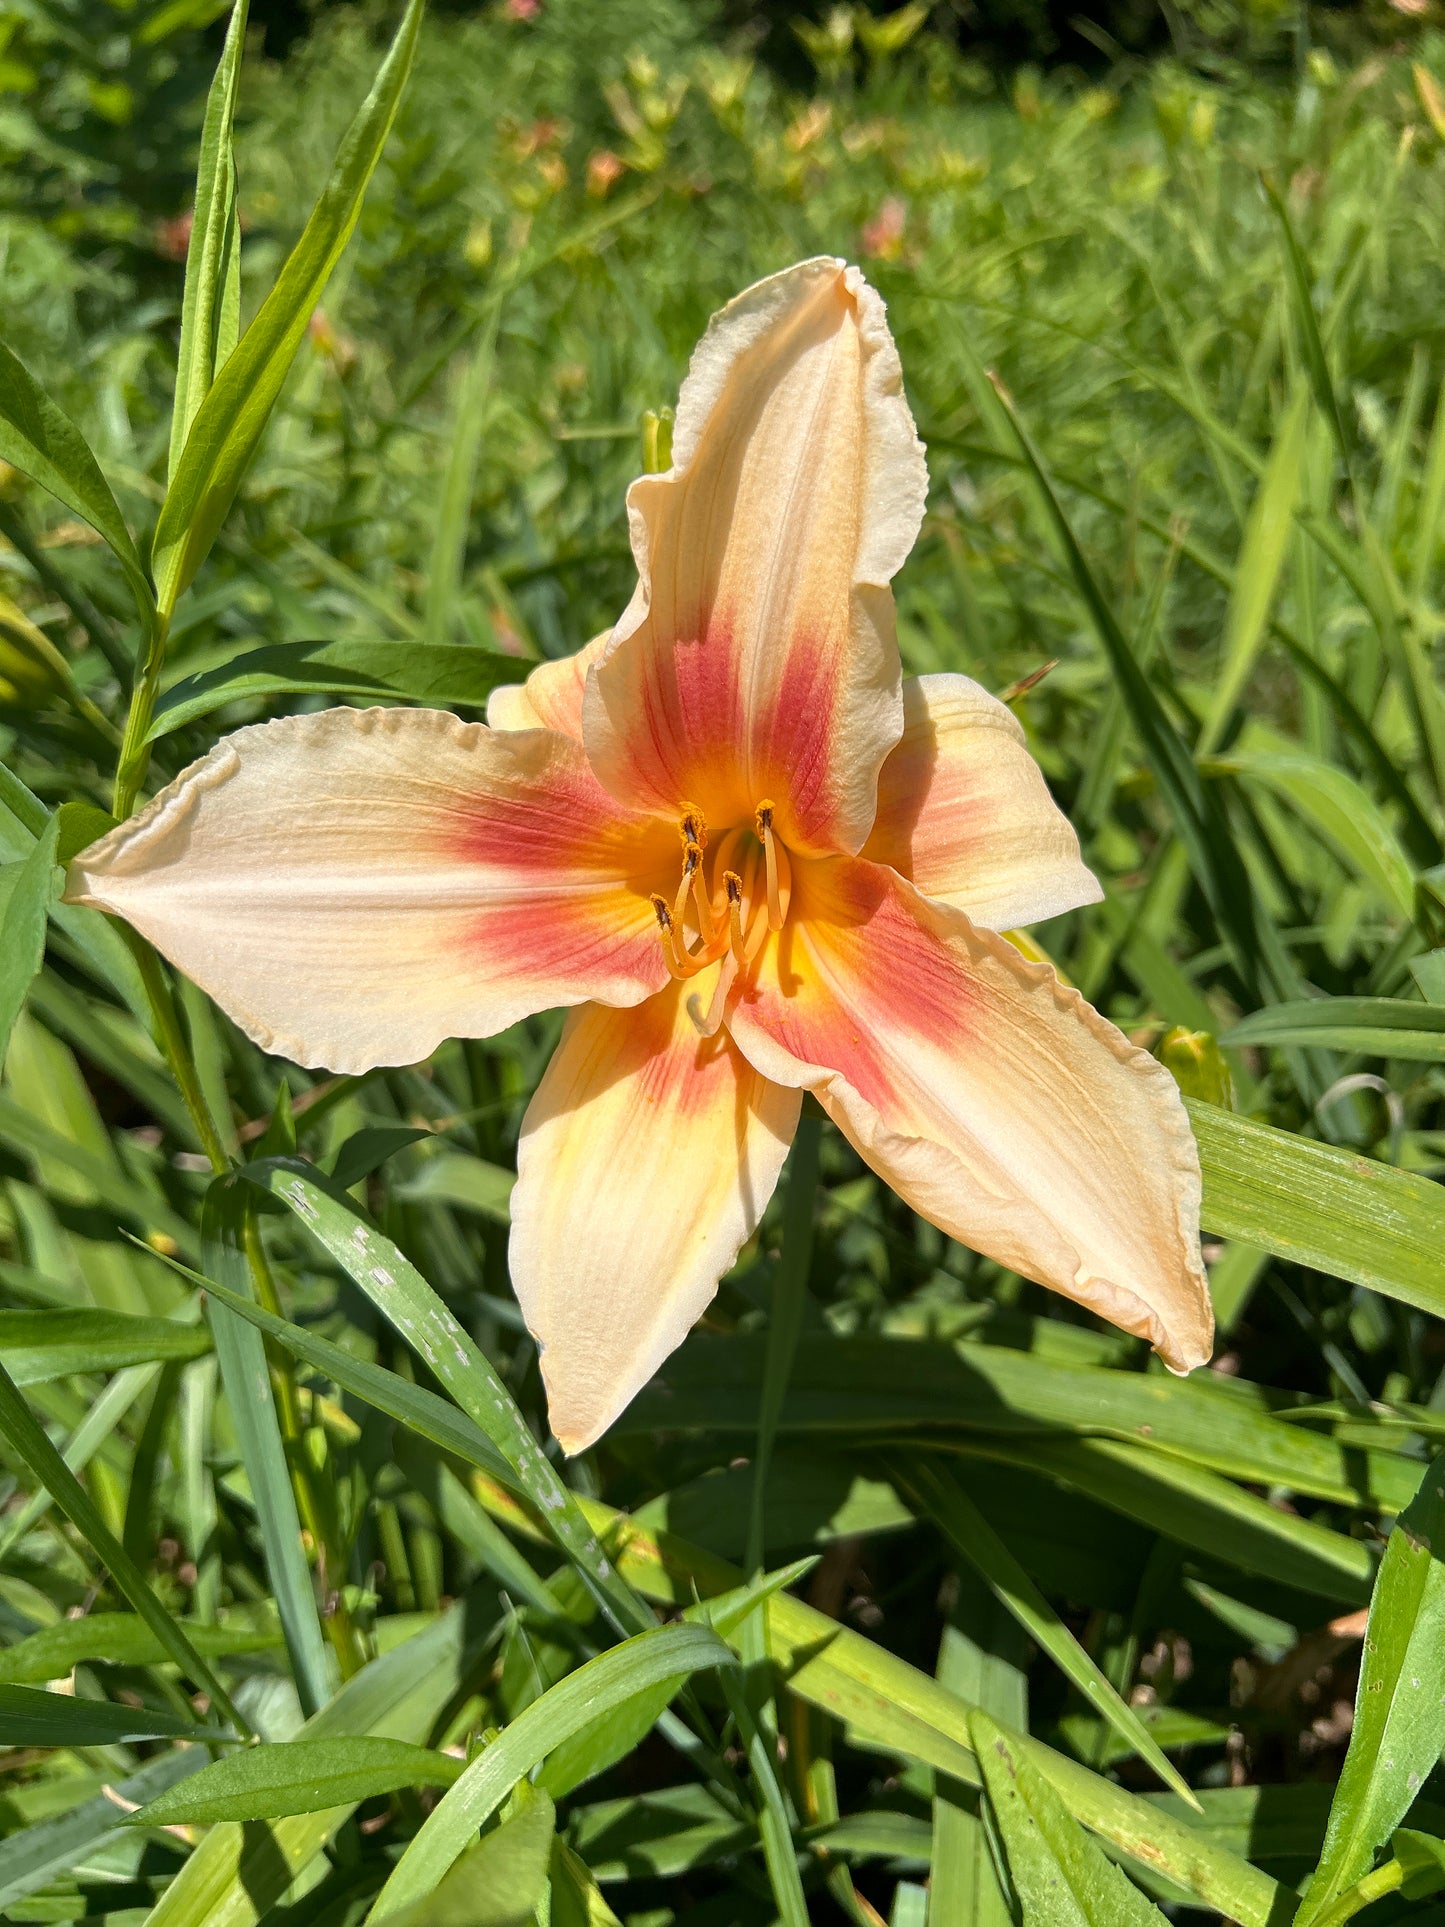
[10,0,1445,1921]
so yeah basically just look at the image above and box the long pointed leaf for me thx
[151,0,424,613]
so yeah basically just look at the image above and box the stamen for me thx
[678,803,708,852]
[650,894,688,980]
[723,870,746,964]
[673,840,703,928]
[755,799,784,931]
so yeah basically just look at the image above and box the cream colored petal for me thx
[584,256,928,856]
[728,857,1211,1372]
[862,675,1102,929]
[65,708,676,1076]
[486,630,613,739]
[511,979,799,1453]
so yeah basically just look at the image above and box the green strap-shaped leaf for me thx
[151,0,424,614]
[978,355,1290,1009]
[132,1737,461,1825]
[0,811,58,1065]
[0,1745,208,1914]
[890,1455,1197,1807]
[0,343,153,623]
[145,1607,474,1927]
[1197,384,1310,756]
[0,1354,248,1733]
[0,1306,209,1384]
[169,0,249,479]
[239,1156,656,1639]
[367,1623,732,1920]
[479,1480,1289,1926]
[1226,996,1445,1061]
[972,1708,1169,1926]
[0,1682,231,1747]
[0,1611,279,1684]
[1207,747,1416,918]
[148,637,523,739]
[201,1176,334,1719]
[1188,1097,1445,1316]
[1295,1450,1445,1925]
[384,1791,558,1927]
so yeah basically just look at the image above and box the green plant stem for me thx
[111,611,171,818]
[120,927,228,1173]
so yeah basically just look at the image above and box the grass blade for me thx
[1226,997,1445,1061]
[151,0,424,614]
[973,1708,1169,1926]
[0,1354,248,1734]
[890,1455,1198,1806]
[1197,385,1310,756]
[239,1155,656,1638]
[0,811,58,1064]
[367,1622,732,1920]
[1188,1097,1445,1315]
[0,342,153,624]
[132,1738,461,1824]
[201,1175,334,1718]
[168,0,249,479]
[1295,1451,1445,1925]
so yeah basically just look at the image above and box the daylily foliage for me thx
[67,258,1212,1451]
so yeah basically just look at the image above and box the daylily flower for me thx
[66,257,1212,1452]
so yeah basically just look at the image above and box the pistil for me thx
[755,800,786,931]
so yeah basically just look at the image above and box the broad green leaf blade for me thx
[0,811,58,1063]
[202,1176,333,1720]
[972,1708,1169,1926]
[368,1622,732,1920]
[240,1156,655,1638]
[151,0,424,614]
[0,1612,279,1683]
[0,1746,207,1914]
[1208,748,1416,918]
[890,1455,1197,1806]
[1197,384,1310,756]
[384,1791,557,1927]
[1188,1098,1445,1316]
[148,638,523,740]
[146,1607,476,1927]
[0,1306,209,1384]
[1295,1451,1445,1925]
[132,1737,461,1824]
[0,1354,247,1732]
[1226,997,1445,1061]
[0,1682,231,1746]
[0,342,153,622]
[169,0,249,478]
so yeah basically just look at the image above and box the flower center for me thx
[648,800,791,1033]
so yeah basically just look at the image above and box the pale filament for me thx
[652,802,790,1007]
